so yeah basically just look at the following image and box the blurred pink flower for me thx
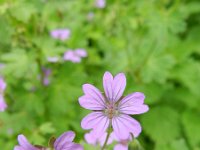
[63,49,87,63]
[50,29,71,41]
[0,77,7,112]
[0,77,6,91]
[42,68,51,86]
[0,95,7,112]
[95,0,106,8]
[14,134,39,150]
[79,71,149,140]
[54,131,83,150]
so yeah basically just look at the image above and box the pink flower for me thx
[0,77,6,91]
[0,77,7,112]
[79,71,149,140]
[54,131,83,150]
[50,29,71,41]
[63,49,87,63]
[14,131,83,150]
[95,0,106,8]
[42,67,51,86]
[14,134,39,150]
[0,95,7,112]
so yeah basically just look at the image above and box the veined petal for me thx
[103,71,113,101]
[103,72,126,102]
[112,73,126,102]
[69,143,84,150]
[81,112,109,137]
[112,114,141,140]
[82,84,106,108]
[119,92,149,115]
[54,131,75,149]
[79,95,105,110]
[18,135,37,150]
[14,146,25,150]
[55,142,83,150]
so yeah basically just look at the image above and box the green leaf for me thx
[182,111,200,149]
[10,1,37,23]
[39,122,55,134]
[171,59,200,96]
[140,54,175,83]
[141,106,181,145]
[0,49,31,78]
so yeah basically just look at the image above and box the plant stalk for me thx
[101,121,112,150]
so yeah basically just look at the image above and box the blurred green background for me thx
[0,0,200,149]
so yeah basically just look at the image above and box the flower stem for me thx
[101,121,112,150]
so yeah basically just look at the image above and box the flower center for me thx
[104,103,119,119]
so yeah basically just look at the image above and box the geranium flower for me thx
[95,0,106,8]
[50,29,71,41]
[0,77,7,112]
[79,71,149,140]
[41,67,51,86]
[53,131,83,150]
[63,49,87,63]
[14,134,39,150]
[14,131,83,150]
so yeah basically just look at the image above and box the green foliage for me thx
[0,0,200,149]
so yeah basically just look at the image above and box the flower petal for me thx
[55,142,83,150]
[81,112,109,137]
[18,135,37,150]
[114,144,128,150]
[103,71,113,101]
[63,50,81,63]
[103,72,126,102]
[0,95,7,112]
[14,146,25,150]
[80,84,106,109]
[0,77,6,91]
[119,92,149,115]
[84,132,98,145]
[79,95,105,110]
[85,131,113,146]
[69,143,84,150]
[54,131,75,149]
[112,73,126,102]
[112,114,141,139]
[75,49,87,57]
